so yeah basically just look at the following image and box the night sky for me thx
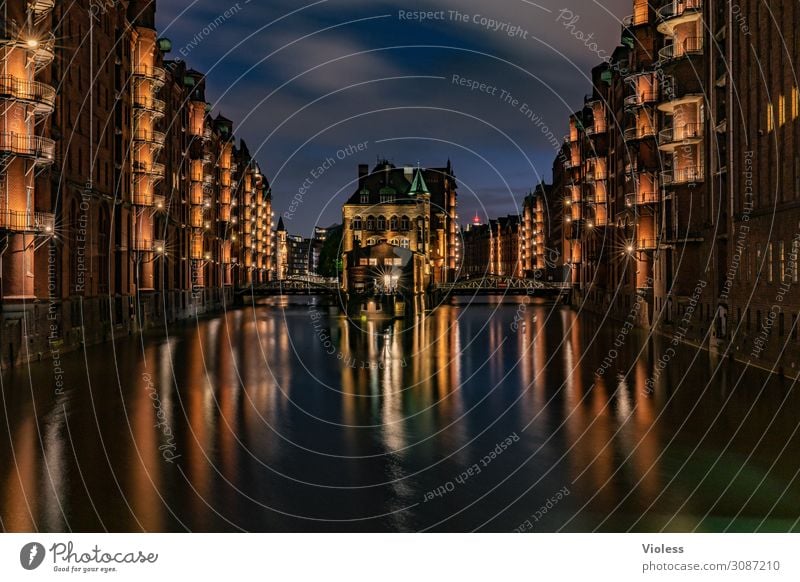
[156,0,630,238]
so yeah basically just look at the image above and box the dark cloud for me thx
[157,0,630,236]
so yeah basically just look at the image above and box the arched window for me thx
[366,216,375,230]
[400,216,410,231]
[352,216,362,230]
[377,216,386,230]
[390,216,398,230]
[400,238,410,249]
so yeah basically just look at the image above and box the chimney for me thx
[358,164,369,188]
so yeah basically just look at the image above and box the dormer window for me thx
[360,188,369,204]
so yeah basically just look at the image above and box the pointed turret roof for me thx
[276,217,286,232]
[408,168,430,196]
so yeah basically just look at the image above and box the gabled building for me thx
[340,160,458,294]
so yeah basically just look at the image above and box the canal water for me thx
[1,297,798,532]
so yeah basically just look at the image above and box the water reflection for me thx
[1,297,799,532]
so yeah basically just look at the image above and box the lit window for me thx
[768,242,774,283]
[767,104,775,132]
[368,258,378,266]
[793,239,800,283]
[779,95,786,126]
[794,87,799,120]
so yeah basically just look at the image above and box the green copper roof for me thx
[408,169,429,196]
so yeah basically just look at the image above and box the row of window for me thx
[354,237,411,249]
[753,240,800,284]
[359,257,404,267]
[351,216,417,231]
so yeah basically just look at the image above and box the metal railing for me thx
[658,37,703,62]
[132,161,165,178]
[0,75,56,113]
[133,96,165,114]
[133,129,166,145]
[132,65,167,84]
[662,166,704,185]
[29,33,56,69]
[626,191,660,206]
[657,0,703,22]
[0,132,55,164]
[659,122,703,146]
[624,125,657,141]
[624,91,659,108]
[131,237,153,252]
[0,209,54,233]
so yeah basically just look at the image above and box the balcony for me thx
[131,237,154,252]
[624,125,657,142]
[658,122,703,150]
[0,132,55,165]
[585,122,608,136]
[636,239,659,251]
[657,77,704,112]
[132,182,153,206]
[658,37,703,64]
[219,186,232,205]
[0,75,56,115]
[622,8,649,28]
[132,65,167,87]
[189,209,205,229]
[586,170,607,184]
[657,0,703,34]
[133,161,165,180]
[624,91,659,110]
[133,96,165,117]
[662,166,704,186]
[26,33,55,70]
[626,191,660,206]
[28,0,56,16]
[0,209,54,234]
[133,129,166,147]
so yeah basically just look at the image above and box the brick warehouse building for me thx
[525,0,800,372]
[0,0,274,368]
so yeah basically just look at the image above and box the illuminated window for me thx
[779,96,786,126]
[793,239,800,283]
[767,104,775,132]
[793,87,799,120]
[778,241,785,281]
[768,242,774,283]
